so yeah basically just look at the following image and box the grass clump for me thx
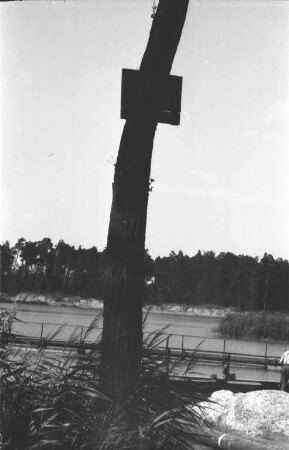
[1,310,207,450]
[216,312,289,342]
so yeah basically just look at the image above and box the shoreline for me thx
[0,292,235,318]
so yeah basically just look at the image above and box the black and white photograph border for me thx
[1,1,289,449]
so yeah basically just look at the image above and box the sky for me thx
[1,0,289,260]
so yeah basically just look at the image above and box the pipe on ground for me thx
[190,426,284,449]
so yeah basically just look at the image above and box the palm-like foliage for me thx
[1,310,208,449]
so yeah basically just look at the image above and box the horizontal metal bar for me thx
[20,321,283,346]
[20,321,93,329]
[167,346,273,360]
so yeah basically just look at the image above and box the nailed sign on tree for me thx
[121,68,182,125]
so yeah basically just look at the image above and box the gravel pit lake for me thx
[1,302,285,383]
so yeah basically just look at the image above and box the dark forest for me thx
[1,238,288,311]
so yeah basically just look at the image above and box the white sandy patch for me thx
[1,293,234,317]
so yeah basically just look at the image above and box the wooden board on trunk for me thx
[121,68,182,125]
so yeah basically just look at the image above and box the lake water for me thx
[1,302,286,383]
[1,301,218,341]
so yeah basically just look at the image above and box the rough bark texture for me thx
[101,0,189,394]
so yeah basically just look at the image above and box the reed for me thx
[216,312,289,342]
[1,309,207,449]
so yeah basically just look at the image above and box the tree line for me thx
[1,238,288,311]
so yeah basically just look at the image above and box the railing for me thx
[1,319,285,388]
[12,320,287,346]
[5,320,285,367]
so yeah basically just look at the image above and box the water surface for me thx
[1,302,285,383]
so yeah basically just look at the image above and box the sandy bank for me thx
[0,292,235,317]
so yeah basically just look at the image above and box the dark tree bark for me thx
[101,0,189,394]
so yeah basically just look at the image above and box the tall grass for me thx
[1,310,207,449]
[216,312,289,341]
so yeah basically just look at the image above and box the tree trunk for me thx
[101,0,189,394]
